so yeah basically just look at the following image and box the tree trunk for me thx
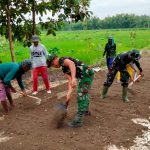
[32,0,35,35]
[6,4,16,62]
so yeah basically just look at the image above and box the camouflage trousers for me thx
[104,67,130,87]
[77,70,94,114]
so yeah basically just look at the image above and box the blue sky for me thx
[89,0,150,18]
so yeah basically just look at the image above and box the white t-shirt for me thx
[30,43,48,68]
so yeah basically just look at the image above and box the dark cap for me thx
[129,49,141,60]
[47,54,57,68]
[22,60,32,69]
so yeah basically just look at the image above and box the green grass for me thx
[0,28,150,64]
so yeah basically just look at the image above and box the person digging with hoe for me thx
[101,49,144,102]
[47,54,94,128]
[0,60,32,114]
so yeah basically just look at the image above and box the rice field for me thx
[0,28,150,64]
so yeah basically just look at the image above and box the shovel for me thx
[52,88,74,128]
[52,101,69,128]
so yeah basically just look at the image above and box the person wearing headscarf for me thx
[103,36,116,71]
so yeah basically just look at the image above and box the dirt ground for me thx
[0,51,150,150]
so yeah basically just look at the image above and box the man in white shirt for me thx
[30,35,51,95]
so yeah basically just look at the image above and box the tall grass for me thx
[0,29,150,64]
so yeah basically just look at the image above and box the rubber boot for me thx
[101,86,109,99]
[68,112,83,128]
[1,101,8,114]
[122,87,129,102]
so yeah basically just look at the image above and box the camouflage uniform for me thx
[77,69,94,113]
[102,50,142,102]
[59,57,94,127]
[104,51,142,87]
[59,57,94,113]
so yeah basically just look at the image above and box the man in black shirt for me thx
[103,36,116,71]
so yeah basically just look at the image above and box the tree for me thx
[17,0,92,40]
[0,0,28,62]
[38,0,91,35]
[24,0,91,45]
[0,0,91,61]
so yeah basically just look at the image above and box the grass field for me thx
[0,28,150,64]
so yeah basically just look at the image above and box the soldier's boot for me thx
[122,87,129,102]
[68,112,83,128]
[101,86,109,99]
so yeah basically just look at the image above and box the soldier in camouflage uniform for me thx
[103,36,116,71]
[47,55,94,128]
[101,49,144,102]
